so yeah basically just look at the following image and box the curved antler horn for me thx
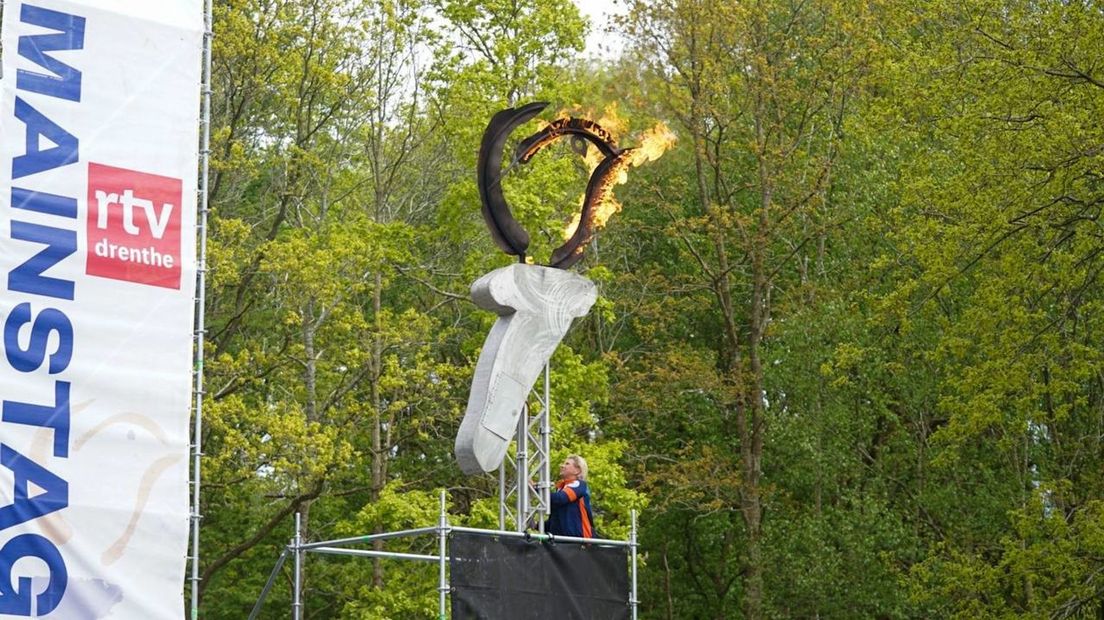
[476,101,548,261]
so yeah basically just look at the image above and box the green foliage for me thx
[190,0,1104,618]
[871,2,1104,616]
[328,484,446,619]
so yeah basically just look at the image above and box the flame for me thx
[564,120,677,238]
[596,102,630,141]
[626,122,678,167]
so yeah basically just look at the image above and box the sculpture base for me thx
[454,264,596,474]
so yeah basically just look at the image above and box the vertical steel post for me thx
[515,404,528,531]
[499,365,552,532]
[540,363,551,532]
[498,459,506,531]
[630,509,639,620]
[293,513,303,620]
[438,490,449,620]
[188,0,213,616]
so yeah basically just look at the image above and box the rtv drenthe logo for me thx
[85,163,182,289]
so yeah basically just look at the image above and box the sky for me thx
[573,0,629,59]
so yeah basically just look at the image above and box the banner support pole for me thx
[293,512,304,620]
[631,509,639,620]
[188,0,213,615]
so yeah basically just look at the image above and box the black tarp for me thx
[449,532,630,619]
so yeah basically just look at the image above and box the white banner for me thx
[0,1,201,617]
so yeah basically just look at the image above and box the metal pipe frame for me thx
[498,459,507,530]
[300,523,630,552]
[247,359,647,619]
[188,0,213,616]
[448,526,632,549]
[631,509,639,620]
[246,549,288,620]
[297,524,626,551]
[299,526,440,551]
[310,547,441,563]
[251,358,643,618]
[516,402,528,531]
[293,513,303,620]
[437,489,450,620]
[499,363,552,532]
[249,506,638,617]
[540,366,551,532]
[525,364,552,530]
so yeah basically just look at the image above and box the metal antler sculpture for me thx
[456,102,627,474]
[476,101,629,269]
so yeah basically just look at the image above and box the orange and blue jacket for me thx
[545,478,594,538]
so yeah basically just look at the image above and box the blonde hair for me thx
[568,455,588,481]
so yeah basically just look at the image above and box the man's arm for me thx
[550,480,585,507]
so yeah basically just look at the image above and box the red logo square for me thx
[86,163,183,289]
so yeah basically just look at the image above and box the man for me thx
[545,455,595,538]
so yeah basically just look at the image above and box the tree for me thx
[613,1,881,616]
[195,0,649,616]
[198,0,452,612]
[876,1,1104,615]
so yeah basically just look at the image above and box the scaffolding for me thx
[188,0,214,615]
[248,491,638,620]
[248,363,640,619]
[498,364,552,532]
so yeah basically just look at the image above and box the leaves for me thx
[185,1,1104,618]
